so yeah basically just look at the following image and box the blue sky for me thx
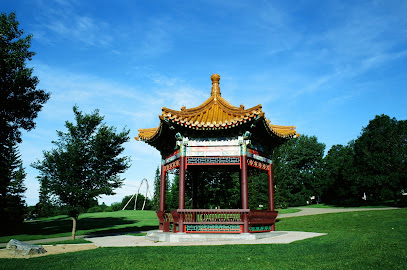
[2,0,407,206]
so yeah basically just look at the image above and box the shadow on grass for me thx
[1,216,158,238]
[85,225,158,238]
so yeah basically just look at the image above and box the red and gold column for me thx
[268,162,276,231]
[239,136,249,233]
[159,163,166,212]
[178,137,188,233]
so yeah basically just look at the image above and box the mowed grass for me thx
[0,210,158,243]
[276,208,301,214]
[1,209,406,269]
[1,209,297,243]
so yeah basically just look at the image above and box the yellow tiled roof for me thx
[136,74,298,141]
[135,127,160,141]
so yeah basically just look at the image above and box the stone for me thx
[6,239,47,256]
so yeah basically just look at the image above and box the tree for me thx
[35,175,56,217]
[0,141,27,230]
[273,135,325,207]
[32,106,130,239]
[0,12,50,226]
[323,142,358,204]
[152,167,160,211]
[183,168,240,209]
[354,115,407,204]
[120,194,152,210]
[167,174,180,210]
[248,172,269,209]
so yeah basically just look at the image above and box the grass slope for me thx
[1,209,406,269]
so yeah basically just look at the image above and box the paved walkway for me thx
[278,206,398,218]
[1,207,400,248]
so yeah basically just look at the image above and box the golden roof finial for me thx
[211,74,221,97]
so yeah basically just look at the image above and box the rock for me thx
[6,239,47,256]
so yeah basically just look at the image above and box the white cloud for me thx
[33,1,113,47]
[21,62,204,205]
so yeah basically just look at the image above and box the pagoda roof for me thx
[136,74,299,155]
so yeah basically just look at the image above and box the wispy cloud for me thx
[140,17,178,57]
[243,1,407,100]
[33,0,113,47]
[309,2,407,79]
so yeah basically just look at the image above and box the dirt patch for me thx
[0,244,98,259]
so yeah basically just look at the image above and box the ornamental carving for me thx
[247,158,269,171]
[164,159,180,172]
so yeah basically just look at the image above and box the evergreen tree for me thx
[0,12,50,226]
[152,167,160,211]
[32,106,130,239]
[167,174,179,210]
[0,141,27,230]
[35,175,55,217]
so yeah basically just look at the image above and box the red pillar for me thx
[159,165,166,212]
[268,163,274,211]
[241,155,249,233]
[268,163,276,231]
[178,156,186,232]
[158,164,166,231]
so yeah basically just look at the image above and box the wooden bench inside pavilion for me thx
[136,74,299,234]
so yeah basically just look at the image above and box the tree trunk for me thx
[71,217,77,240]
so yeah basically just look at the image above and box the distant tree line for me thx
[275,114,407,207]
[28,192,154,219]
[28,115,407,222]
[151,114,407,210]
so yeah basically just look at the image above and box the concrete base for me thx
[146,231,288,243]
[86,231,327,247]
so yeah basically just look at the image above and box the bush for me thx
[87,206,104,213]
[110,202,122,211]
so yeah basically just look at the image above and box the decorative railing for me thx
[178,209,249,224]
[157,209,278,233]
[247,209,278,224]
[156,211,175,232]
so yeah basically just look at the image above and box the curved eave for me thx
[136,125,162,142]
[266,121,299,139]
[137,114,298,143]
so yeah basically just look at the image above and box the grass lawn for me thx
[0,209,405,269]
[276,208,301,214]
[0,210,158,243]
[1,209,298,243]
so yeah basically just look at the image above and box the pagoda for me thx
[136,74,298,233]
